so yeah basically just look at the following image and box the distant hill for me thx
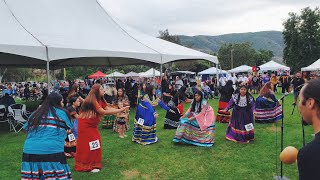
[178,31,284,57]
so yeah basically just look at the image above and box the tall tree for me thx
[218,42,262,69]
[283,7,320,72]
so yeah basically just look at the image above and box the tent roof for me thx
[171,71,196,75]
[259,60,290,71]
[228,65,252,73]
[198,67,228,75]
[88,71,107,79]
[124,72,140,77]
[106,72,124,77]
[301,59,320,71]
[0,0,219,67]
[139,68,161,77]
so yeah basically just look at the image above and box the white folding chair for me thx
[7,104,28,132]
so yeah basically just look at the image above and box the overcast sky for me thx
[99,0,318,37]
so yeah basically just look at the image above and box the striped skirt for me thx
[173,118,215,147]
[132,119,158,145]
[216,101,231,123]
[226,107,254,144]
[255,105,282,123]
[21,152,72,180]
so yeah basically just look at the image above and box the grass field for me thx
[0,92,313,180]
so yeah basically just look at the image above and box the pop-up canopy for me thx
[301,59,320,71]
[88,71,107,79]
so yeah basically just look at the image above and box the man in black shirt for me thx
[279,72,291,94]
[291,72,305,105]
[297,78,320,180]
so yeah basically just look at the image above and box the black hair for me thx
[191,90,203,113]
[27,92,71,131]
[301,78,320,107]
[146,85,156,101]
[236,85,255,108]
[69,96,78,106]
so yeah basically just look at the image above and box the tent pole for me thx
[216,63,220,87]
[46,46,50,94]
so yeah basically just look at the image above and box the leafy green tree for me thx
[158,29,181,45]
[283,7,320,72]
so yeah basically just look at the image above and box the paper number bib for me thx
[137,118,144,126]
[89,140,101,151]
[68,133,76,141]
[245,123,254,132]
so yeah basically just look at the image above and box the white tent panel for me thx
[259,60,290,71]
[228,65,252,73]
[124,72,140,77]
[198,67,228,75]
[140,68,161,77]
[301,59,320,71]
[0,0,46,62]
[5,0,160,63]
[106,72,124,77]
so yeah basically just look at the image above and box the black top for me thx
[291,78,305,91]
[298,132,320,180]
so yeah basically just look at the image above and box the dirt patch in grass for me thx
[122,169,140,179]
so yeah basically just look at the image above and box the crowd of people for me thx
[13,69,319,179]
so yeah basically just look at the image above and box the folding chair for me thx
[0,104,14,130]
[7,104,28,132]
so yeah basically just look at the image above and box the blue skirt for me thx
[132,119,158,145]
[21,152,72,180]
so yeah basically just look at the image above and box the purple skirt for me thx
[226,106,254,143]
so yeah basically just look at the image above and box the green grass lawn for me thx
[0,92,313,180]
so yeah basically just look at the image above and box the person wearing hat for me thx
[291,72,305,106]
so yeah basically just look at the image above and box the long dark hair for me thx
[236,85,255,108]
[80,84,106,117]
[146,85,156,101]
[67,84,79,101]
[301,78,320,117]
[191,90,203,113]
[27,92,71,131]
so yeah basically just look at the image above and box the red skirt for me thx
[75,116,102,171]
[216,101,231,123]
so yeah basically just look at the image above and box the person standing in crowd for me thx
[173,90,215,147]
[161,69,169,94]
[297,78,320,179]
[252,74,259,94]
[255,82,282,123]
[116,101,129,138]
[163,83,176,104]
[79,80,90,98]
[262,72,270,85]
[221,85,255,144]
[164,86,191,129]
[75,84,129,173]
[270,73,278,93]
[216,80,234,123]
[112,88,130,132]
[67,84,84,106]
[175,76,184,90]
[64,97,81,158]
[279,73,291,94]
[291,72,305,106]
[219,75,227,87]
[21,93,73,180]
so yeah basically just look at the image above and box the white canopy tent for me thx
[0,0,218,67]
[301,59,320,71]
[124,72,140,77]
[228,65,252,73]
[139,68,161,77]
[198,67,228,75]
[258,60,290,72]
[106,72,125,78]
